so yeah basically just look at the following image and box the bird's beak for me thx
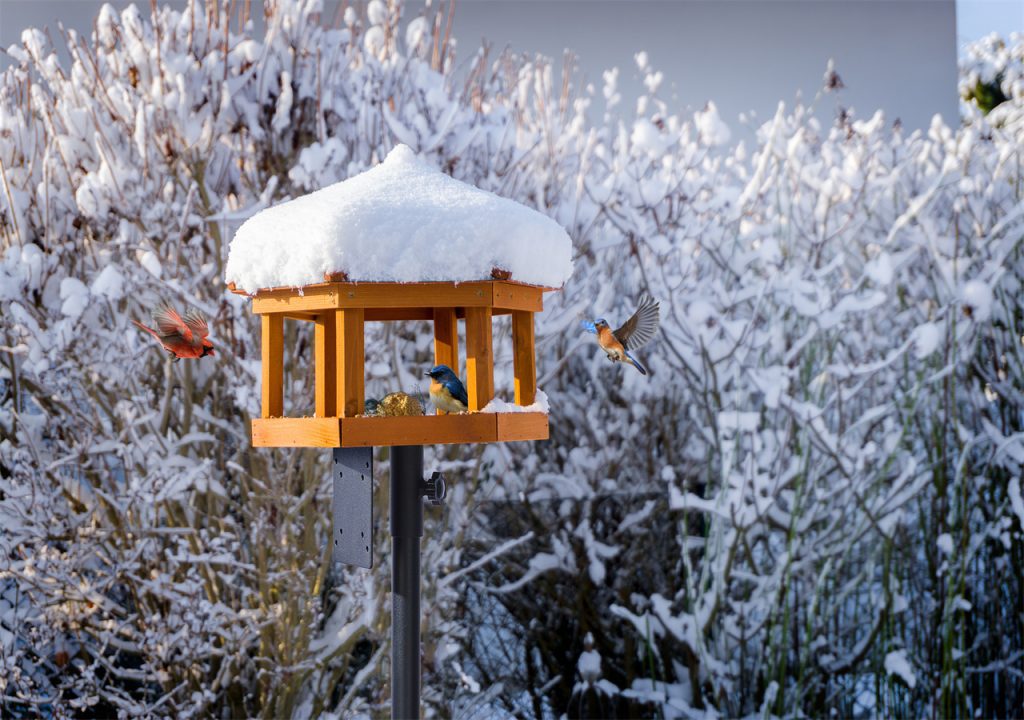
[424,371,432,376]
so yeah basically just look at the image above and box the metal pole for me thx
[390,445,423,720]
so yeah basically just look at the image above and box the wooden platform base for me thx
[251,413,549,448]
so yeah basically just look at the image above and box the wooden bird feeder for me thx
[231,277,552,448]
[225,145,572,719]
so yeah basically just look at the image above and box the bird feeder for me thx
[234,277,551,447]
[225,145,572,720]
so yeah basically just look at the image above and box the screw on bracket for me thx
[422,471,446,506]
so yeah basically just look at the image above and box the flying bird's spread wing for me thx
[183,308,210,340]
[614,296,660,350]
[152,306,193,342]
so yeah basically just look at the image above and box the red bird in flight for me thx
[132,305,215,360]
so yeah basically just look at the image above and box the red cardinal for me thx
[132,305,215,360]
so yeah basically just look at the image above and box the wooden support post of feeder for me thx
[335,308,365,418]
[314,313,336,417]
[261,314,284,418]
[464,306,494,412]
[512,310,536,406]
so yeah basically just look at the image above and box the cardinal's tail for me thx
[624,350,648,376]
[131,318,160,337]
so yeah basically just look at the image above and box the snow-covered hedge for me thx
[960,32,1024,118]
[1,2,1022,717]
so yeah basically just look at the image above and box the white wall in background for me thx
[1,0,963,132]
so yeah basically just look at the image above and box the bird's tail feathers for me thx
[131,318,159,338]
[624,350,648,376]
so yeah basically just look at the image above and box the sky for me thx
[956,0,1023,46]
[0,0,1020,134]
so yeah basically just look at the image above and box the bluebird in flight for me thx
[582,296,660,375]
[425,364,469,414]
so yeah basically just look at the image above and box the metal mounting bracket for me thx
[332,446,373,568]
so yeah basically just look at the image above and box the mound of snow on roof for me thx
[225,145,573,292]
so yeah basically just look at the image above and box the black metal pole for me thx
[390,445,423,720]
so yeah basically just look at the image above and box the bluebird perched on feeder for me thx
[425,365,469,414]
[582,296,660,375]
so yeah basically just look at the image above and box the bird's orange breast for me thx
[597,326,623,351]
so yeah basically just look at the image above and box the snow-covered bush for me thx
[961,32,1024,132]
[2,2,1022,717]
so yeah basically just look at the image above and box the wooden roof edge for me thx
[226,275,563,299]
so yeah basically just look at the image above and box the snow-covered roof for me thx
[225,145,573,292]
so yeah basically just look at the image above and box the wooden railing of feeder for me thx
[230,279,553,447]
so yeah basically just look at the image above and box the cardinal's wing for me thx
[613,296,660,351]
[183,308,210,341]
[152,305,193,343]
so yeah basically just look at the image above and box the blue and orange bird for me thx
[425,364,469,414]
[582,296,660,375]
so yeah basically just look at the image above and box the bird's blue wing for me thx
[580,319,598,335]
[444,377,469,407]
